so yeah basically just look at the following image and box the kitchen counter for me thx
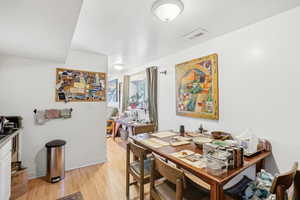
[0,129,21,149]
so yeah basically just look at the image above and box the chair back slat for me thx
[270,162,298,195]
[154,157,185,185]
[126,142,150,200]
[127,142,147,159]
[293,170,300,200]
[150,156,185,200]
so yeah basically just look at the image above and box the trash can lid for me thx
[45,140,66,148]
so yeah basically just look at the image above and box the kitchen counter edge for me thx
[0,129,22,149]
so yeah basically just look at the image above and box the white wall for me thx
[126,7,300,173]
[0,50,107,178]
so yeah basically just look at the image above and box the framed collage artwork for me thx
[56,68,106,102]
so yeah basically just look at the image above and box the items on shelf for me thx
[0,116,23,134]
[34,108,73,125]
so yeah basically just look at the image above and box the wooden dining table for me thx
[130,133,272,200]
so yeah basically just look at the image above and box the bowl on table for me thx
[193,137,213,149]
[211,131,232,140]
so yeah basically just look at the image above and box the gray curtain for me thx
[122,75,130,112]
[146,67,158,131]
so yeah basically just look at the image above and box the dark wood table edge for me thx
[131,136,271,183]
[130,134,272,200]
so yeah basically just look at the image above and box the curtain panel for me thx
[146,67,158,131]
[122,75,130,112]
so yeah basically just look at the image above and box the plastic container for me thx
[206,157,227,176]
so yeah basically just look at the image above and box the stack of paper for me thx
[152,131,177,138]
[170,150,206,169]
[141,138,170,148]
[173,136,192,141]
[181,156,206,169]
[170,140,191,146]
[171,150,195,158]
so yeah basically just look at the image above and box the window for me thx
[128,72,148,110]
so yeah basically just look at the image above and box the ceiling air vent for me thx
[183,27,208,40]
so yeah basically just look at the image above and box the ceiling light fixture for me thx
[151,0,184,22]
[114,64,124,71]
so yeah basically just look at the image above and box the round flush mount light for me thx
[113,64,124,71]
[151,0,184,22]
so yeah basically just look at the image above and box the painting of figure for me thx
[175,54,219,120]
[108,79,118,105]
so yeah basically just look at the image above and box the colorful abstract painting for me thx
[175,54,219,120]
[55,68,106,102]
[108,79,118,105]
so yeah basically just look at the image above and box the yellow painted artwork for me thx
[175,54,219,120]
[70,87,85,94]
[74,82,85,89]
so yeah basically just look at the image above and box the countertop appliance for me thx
[0,116,22,135]
[0,116,7,134]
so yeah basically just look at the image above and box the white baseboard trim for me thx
[67,159,106,171]
[29,158,107,180]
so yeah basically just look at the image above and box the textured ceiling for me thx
[0,0,82,62]
[71,0,300,72]
[1,0,300,66]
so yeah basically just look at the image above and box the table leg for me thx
[113,123,121,140]
[111,121,115,138]
[128,126,134,136]
[256,159,265,173]
[210,182,224,200]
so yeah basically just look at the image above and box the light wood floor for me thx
[17,138,149,200]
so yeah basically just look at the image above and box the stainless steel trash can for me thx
[45,140,66,183]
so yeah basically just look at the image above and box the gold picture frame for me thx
[175,54,219,120]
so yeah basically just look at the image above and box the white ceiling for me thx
[0,0,299,66]
[0,0,82,62]
[72,0,300,71]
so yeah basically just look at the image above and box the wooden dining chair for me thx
[225,162,298,200]
[150,156,210,200]
[270,162,298,200]
[184,171,211,191]
[292,170,300,200]
[106,120,115,135]
[185,171,252,200]
[126,142,151,200]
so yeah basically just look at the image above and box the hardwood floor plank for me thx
[16,138,149,200]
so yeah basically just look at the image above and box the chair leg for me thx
[276,185,285,200]
[150,192,154,200]
[126,172,130,200]
[139,182,144,200]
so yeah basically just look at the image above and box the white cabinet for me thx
[0,140,11,200]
